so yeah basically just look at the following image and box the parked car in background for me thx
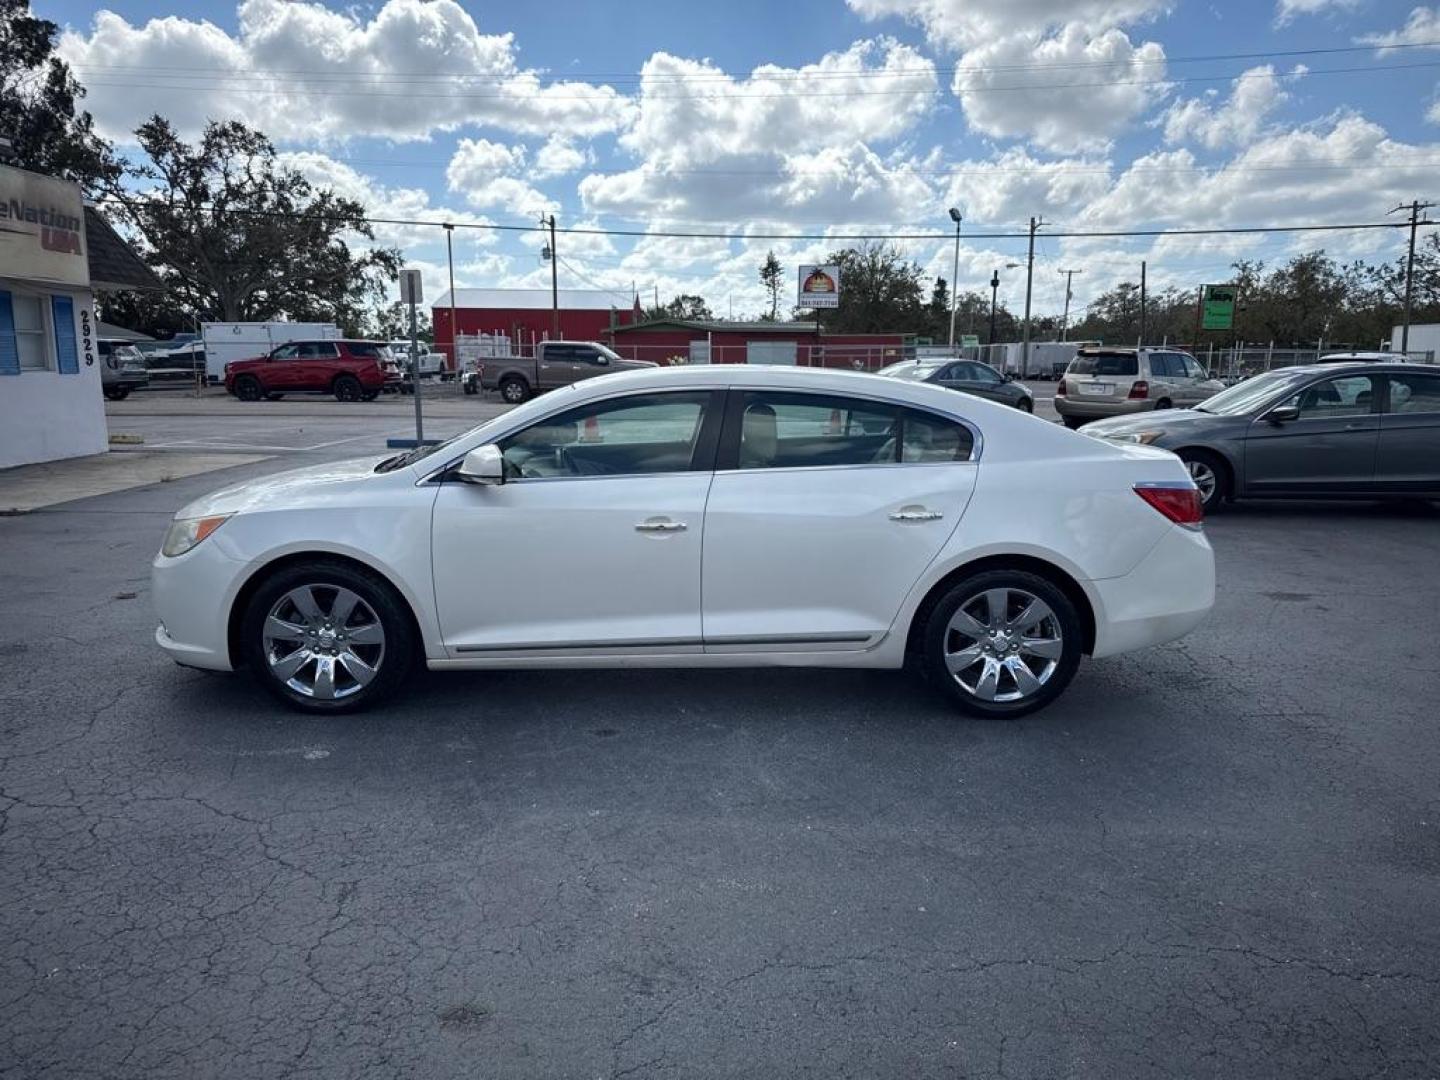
[387,340,449,395]
[153,365,1214,719]
[223,340,403,402]
[476,341,656,403]
[98,339,150,400]
[877,358,1034,411]
[1081,361,1440,511]
[142,341,207,387]
[1056,347,1224,428]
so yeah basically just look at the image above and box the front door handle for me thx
[890,507,944,522]
[635,519,687,532]
[1343,423,1370,431]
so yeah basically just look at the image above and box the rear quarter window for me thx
[1069,354,1139,377]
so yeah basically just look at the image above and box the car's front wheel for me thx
[1178,449,1229,513]
[240,560,415,713]
[103,387,130,401]
[922,569,1083,719]
[233,376,263,402]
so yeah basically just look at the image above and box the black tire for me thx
[265,392,285,401]
[499,376,530,404]
[234,376,263,402]
[1154,398,1173,410]
[239,559,415,714]
[1061,416,1085,430]
[1016,397,1034,413]
[333,375,363,402]
[921,569,1083,719]
[1177,448,1230,513]
[103,387,130,401]
[360,391,379,401]
[462,379,478,396]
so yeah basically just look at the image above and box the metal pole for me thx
[1139,260,1147,346]
[989,270,999,344]
[948,217,961,349]
[1021,217,1038,378]
[409,298,423,443]
[1058,268,1081,342]
[444,224,457,375]
[547,214,559,340]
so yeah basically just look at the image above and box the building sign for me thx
[960,334,980,348]
[0,165,88,288]
[1201,284,1238,331]
[797,264,841,309]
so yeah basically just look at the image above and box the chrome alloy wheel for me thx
[262,585,385,701]
[943,587,1064,703]
[1185,459,1218,504]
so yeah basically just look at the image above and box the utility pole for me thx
[947,207,963,349]
[540,213,559,339]
[1020,217,1045,378]
[1389,200,1435,355]
[1139,260,1147,347]
[443,223,457,375]
[989,270,1000,345]
[1058,268,1082,342]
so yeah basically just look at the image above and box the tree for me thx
[100,117,402,332]
[805,241,927,333]
[927,277,950,341]
[372,302,433,344]
[0,0,118,191]
[759,251,784,320]
[644,293,714,321]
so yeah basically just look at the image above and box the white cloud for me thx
[1161,65,1306,149]
[1355,6,1440,50]
[58,0,634,143]
[444,138,555,214]
[845,0,1165,48]
[533,136,592,179]
[1275,0,1359,26]
[941,149,1114,226]
[954,25,1167,154]
[579,38,940,226]
[1429,98,1440,124]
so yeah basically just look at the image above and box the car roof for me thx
[1263,360,1424,376]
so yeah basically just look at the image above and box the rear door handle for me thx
[635,519,687,532]
[890,508,944,522]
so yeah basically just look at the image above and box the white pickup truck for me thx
[462,340,656,403]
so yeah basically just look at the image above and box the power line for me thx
[92,195,1420,241]
[64,37,1440,82]
[71,59,1440,103]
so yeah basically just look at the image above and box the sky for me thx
[34,0,1440,323]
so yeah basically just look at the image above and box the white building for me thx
[0,164,159,469]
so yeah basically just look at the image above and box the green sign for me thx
[960,334,980,348]
[1201,284,1238,331]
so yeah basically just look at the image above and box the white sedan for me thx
[152,365,1214,719]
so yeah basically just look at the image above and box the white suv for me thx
[1055,348,1223,429]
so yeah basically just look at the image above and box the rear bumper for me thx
[1090,525,1215,658]
[1056,397,1153,420]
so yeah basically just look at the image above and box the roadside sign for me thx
[399,268,424,305]
[1201,284,1237,330]
[960,334,980,348]
[797,264,841,309]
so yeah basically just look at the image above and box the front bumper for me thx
[152,541,244,671]
[1089,524,1215,658]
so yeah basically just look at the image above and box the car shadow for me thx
[1215,498,1438,522]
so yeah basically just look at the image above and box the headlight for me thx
[161,515,230,557]
[1104,430,1164,445]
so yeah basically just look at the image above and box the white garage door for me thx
[746,340,798,366]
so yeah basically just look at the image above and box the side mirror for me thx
[1267,404,1301,425]
[456,444,505,485]
[595,354,609,366]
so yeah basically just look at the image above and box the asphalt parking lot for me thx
[2,389,1438,1079]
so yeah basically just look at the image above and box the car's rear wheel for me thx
[240,560,414,714]
[922,570,1083,719]
[234,376,263,402]
[1061,416,1085,430]
[1016,397,1033,413]
[333,375,363,402]
[103,387,130,401]
[1154,398,1173,410]
[499,376,530,404]
[1178,449,1229,513]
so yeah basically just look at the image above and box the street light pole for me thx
[947,207,962,349]
[989,270,1000,344]
[1021,217,1045,377]
[443,223,457,374]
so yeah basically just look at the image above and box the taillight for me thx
[1055,378,1066,395]
[1128,380,1150,399]
[1135,484,1203,529]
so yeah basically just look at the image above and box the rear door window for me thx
[901,410,975,462]
[1386,373,1440,414]
[730,392,898,469]
[347,343,385,359]
[1069,354,1138,377]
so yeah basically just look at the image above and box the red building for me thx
[431,288,640,367]
[604,319,912,371]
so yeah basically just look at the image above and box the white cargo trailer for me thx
[200,322,341,381]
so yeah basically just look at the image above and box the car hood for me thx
[1082,408,1222,437]
[174,455,393,519]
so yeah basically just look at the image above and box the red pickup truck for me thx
[224,340,403,402]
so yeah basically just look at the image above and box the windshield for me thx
[1195,369,1313,415]
[373,382,583,473]
[1068,353,1137,376]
